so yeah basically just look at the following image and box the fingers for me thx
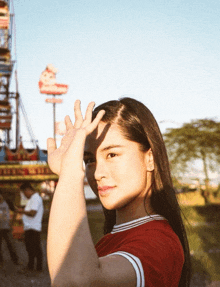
[65,115,73,131]
[74,100,83,128]
[47,138,56,154]
[86,110,105,134]
[82,102,95,128]
[72,100,105,134]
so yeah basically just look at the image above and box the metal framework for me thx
[0,0,16,147]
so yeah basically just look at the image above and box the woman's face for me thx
[84,122,153,211]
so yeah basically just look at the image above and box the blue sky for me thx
[9,0,220,153]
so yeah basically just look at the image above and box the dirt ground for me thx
[0,239,51,287]
[0,234,220,287]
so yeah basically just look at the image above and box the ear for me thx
[145,148,154,172]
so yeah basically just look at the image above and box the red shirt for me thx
[96,215,184,287]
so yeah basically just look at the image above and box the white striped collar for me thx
[111,214,166,234]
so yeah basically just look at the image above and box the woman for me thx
[47,98,191,287]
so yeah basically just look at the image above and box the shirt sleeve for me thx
[107,251,145,287]
[29,194,40,211]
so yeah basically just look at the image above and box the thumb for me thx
[47,138,56,154]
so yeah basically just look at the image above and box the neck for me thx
[116,172,155,225]
[115,193,155,225]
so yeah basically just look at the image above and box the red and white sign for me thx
[45,98,63,104]
[0,164,58,181]
[39,64,68,95]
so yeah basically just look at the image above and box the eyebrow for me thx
[100,145,125,152]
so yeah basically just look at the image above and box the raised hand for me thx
[47,100,105,175]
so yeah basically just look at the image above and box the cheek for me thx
[121,159,145,178]
[121,163,147,188]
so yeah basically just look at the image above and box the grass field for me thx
[181,204,220,282]
[87,201,220,283]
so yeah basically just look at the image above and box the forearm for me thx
[47,172,100,286]
[22,210,36,217]
[17,208,36,217]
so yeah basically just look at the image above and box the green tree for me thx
[163,119,220,202]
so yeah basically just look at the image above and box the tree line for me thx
[163,118,220,203]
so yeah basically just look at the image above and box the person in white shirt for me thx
[17,182,44,272]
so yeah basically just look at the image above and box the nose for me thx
[94,159,106,181]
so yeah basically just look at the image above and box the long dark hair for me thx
[92,97,191,287]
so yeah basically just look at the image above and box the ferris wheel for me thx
[0,0,37,149]
[0,0,13,146]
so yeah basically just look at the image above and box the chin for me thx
[100,199,116,211]
[100,198,127,211]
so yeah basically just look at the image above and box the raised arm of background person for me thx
[47,101,136,287]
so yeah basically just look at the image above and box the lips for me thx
[98,186,114,196]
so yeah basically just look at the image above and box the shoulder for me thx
[96,220,182,255]
[29,193,43,209]
[128,221,184,263]
[132,220,184,261]
[96,220,184,287]
[32,192,42,201]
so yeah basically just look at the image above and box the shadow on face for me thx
[86,122,112,152]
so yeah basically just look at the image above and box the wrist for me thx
[59,170,85,184]
[60,164,85,178]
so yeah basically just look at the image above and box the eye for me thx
[107,153,117,159]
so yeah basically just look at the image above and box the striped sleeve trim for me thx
[107,251,145,287]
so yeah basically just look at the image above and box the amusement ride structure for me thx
[0,0,15,146]
[0,0,59,194]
